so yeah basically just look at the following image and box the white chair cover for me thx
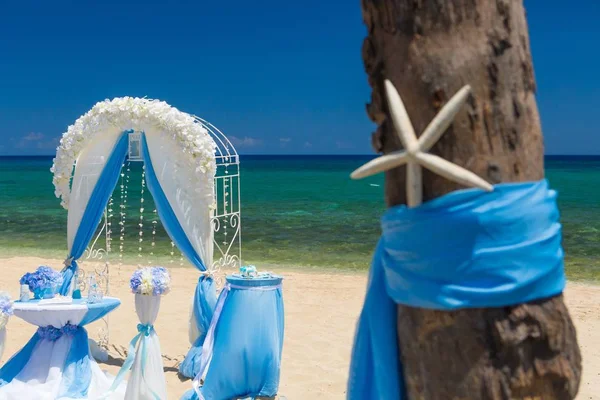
[124,294,167,400]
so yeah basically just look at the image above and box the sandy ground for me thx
[0,257,597,399]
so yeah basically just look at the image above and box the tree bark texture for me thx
[360,0,582,398]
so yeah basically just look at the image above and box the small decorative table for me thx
[0,297,125,400]
[184,274,284,400]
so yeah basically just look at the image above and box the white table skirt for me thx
[0,297,126,400]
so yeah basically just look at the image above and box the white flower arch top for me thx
[51,97,217,210]
[51,97,218,264]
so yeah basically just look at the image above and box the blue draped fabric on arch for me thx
[140,134,217,379]
[347,180,567,399]
[59,130,132,295]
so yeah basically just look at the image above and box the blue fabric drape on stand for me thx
[0,335,40,386]
[180,277,218,378]
[103,323,160,399]
[181,275,284,400]
[0,298,121,397]
[60,298,120,398]
[347,180,566,399]
[139,133,217,379]
[58,327,91,398]
[59,131,131,295]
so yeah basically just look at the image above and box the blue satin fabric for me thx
[79,297,121,325]
[0,335,40,386]
[59,131,131,295]
[179,276,217,378]
[182,275,284,400]
[58,326,92,398]
[139,133,217,379]
[0,298,121,397]
[347,180,566,399]
[140,133,208,272]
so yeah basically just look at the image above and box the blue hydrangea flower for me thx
[130,266,171,296]
[20,266,63,293]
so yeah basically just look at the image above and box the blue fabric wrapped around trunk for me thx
[347,180,566,399]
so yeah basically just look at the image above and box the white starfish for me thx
[351,80,493,207]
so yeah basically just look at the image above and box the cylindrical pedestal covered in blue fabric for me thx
[183,274,284,400]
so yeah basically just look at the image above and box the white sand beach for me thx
[0,257,597,399]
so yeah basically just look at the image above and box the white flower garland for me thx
[51,97,217,209]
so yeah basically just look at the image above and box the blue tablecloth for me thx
[0,297,122,399]
[183,274,284,400]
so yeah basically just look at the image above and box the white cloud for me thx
[304,141,312,148]
[279,137,292,147]
[14,132,59,151]
[229,136,263,148]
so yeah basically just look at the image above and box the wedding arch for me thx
[50,97,241,358]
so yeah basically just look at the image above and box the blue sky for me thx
[0,1,598,155]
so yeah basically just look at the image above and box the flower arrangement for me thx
[237,265,278,280]
[240,265,258,278]
[20,266,63,299]
[130,267,171,296]
[51,97,217,209]
[0,292,13,330]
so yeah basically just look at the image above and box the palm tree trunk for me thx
[360,0,582,398]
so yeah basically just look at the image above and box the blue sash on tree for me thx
[347,180,565,399]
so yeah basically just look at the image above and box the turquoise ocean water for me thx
[0,156,598,279]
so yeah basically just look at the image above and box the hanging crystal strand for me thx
[149,208,157,265]
[170,241,175,264]
[121,162,131,278]
[180,251,184,266]
[106,195,114,252]
[118,163,126,276]
[223,176,229,246]
[138,165,146,265]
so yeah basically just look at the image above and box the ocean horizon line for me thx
[1,154,599,159]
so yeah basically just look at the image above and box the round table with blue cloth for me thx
[182,274,284,400]
[0,297,125,400]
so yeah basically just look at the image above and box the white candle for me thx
[19,284,29,302]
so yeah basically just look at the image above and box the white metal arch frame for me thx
[192,116,242,275]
